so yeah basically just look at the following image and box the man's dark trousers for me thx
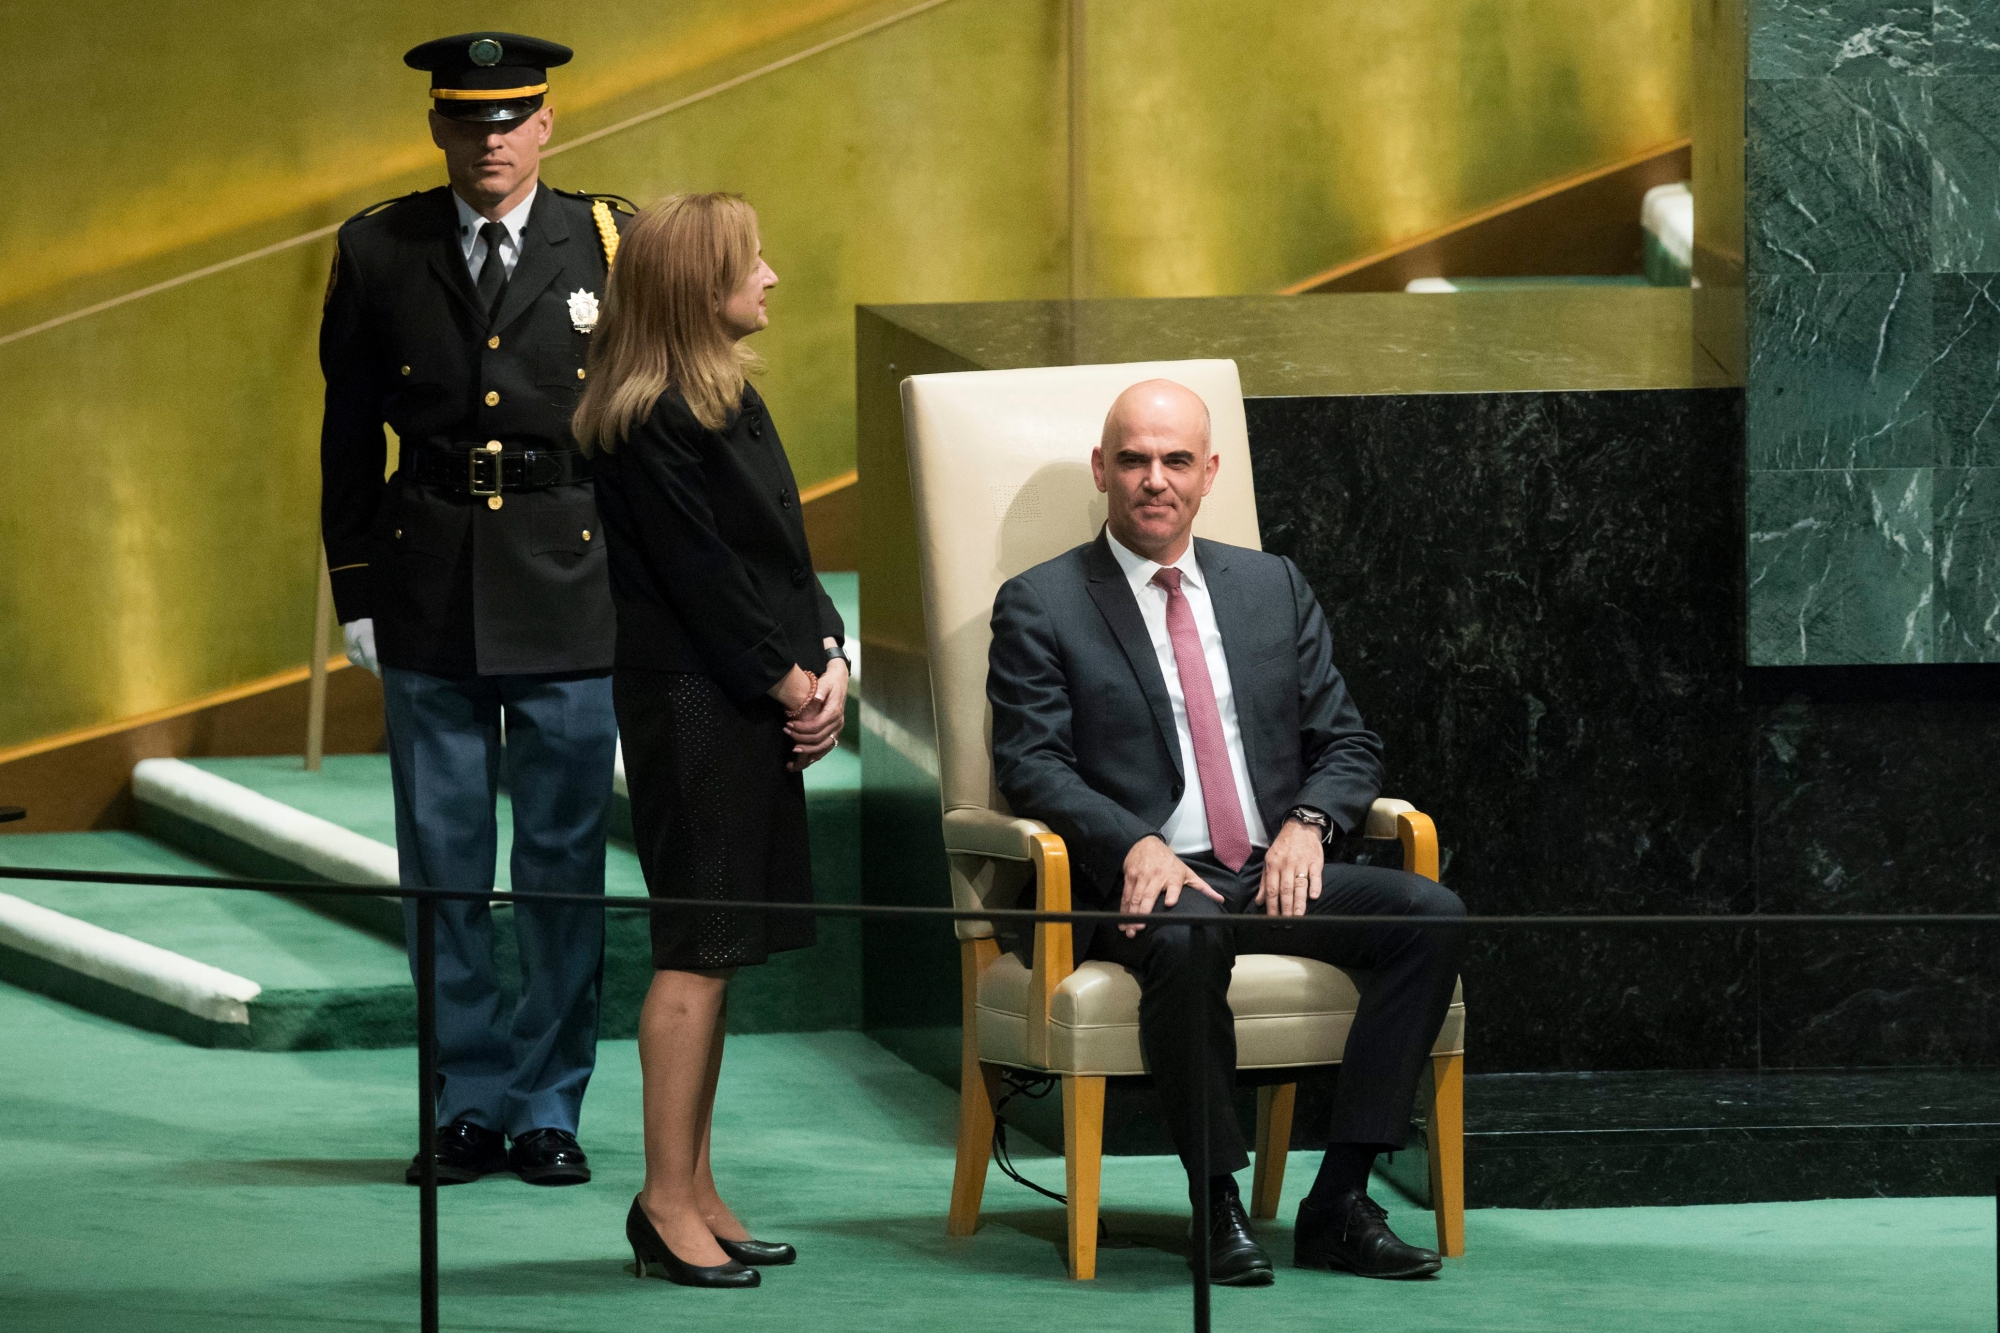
[383,666,616,1138]
[1089,849,1465,1175]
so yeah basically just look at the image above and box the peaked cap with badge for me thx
[318,32,635,677]
[405,31,572,123]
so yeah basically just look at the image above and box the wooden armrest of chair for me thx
[941,807,1074,1066]
[1363,797,1439,883]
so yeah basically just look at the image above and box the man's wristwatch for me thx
[1284,805,1335,844]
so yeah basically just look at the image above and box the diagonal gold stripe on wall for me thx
[0,0,960,354]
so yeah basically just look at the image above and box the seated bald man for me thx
[986,379,1465,1286]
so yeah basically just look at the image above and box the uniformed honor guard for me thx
[319,32,631,1188]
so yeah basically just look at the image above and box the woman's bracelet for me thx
[786,670,820,720]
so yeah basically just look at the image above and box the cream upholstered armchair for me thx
[900,359,1466,1280]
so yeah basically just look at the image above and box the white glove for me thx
[342,619,380,678]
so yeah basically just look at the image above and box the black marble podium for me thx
[855,291,1999,1205]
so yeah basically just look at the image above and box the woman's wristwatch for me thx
[1284,805,1335,843]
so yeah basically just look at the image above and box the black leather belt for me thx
[411,443,592,496]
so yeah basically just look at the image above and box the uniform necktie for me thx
[474,220,510,319]
[1150,567,1252,871]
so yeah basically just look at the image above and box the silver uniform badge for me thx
[568,289,600,333]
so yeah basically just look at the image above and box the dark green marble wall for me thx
[1742,0,2000,663]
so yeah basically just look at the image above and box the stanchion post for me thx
[416,897,439,1333]
[305,548,333,772]
[1188,917,1211,1332]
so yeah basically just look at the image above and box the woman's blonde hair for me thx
[571,192,762,451]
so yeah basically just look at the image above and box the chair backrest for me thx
[901,359,1261,831]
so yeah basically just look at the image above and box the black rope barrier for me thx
[2,853,1995,1333]
[0,861,1997,929]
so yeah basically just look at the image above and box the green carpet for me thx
[0,832,414,1049]
[0,979,1987,1333]
[159,748,864,1037]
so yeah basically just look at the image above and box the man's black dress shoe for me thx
[405,1118,506,1186]
[627,1199,760,1288]
[1294,1188,1442,1279]
[509,1128,592,1185]
[715,1236,796,1266]
[1190,1183,1275,1287]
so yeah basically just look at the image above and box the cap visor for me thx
[433,96,542,123]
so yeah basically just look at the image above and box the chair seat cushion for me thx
[976,952,1466,1077]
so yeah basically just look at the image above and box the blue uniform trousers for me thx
[382,667,616,1138]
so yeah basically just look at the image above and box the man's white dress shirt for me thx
[453,189,534,283]
[1106,530,1271,855]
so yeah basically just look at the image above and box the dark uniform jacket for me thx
[592,385,845,704]
[987,532,1384,959]
[319,182,624,676]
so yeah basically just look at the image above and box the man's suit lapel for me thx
[424,191,484,323]
[489,183,570,335]
[1083,531,1182,779]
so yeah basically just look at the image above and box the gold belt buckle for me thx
[468,443,503,497]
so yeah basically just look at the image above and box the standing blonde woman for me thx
[575,192,847,1290]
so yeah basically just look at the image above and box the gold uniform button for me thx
[576,368,587,380]
[487,496,503,510]
[484,390,500,406]
[400,365,411,376]
[582,529,592,541]
[486,440,502,452]
[395,528,403,538]
[487,335,500,349]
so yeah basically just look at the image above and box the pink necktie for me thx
[1151,567,1251,871]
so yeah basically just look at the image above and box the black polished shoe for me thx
[1189,1181,1275,1287]
[509,1128,592,1185]
[627,1199,760,1289]
[405,1118,506,1186]
[715,1236,796,1267]
[1294,1189,1442,1279]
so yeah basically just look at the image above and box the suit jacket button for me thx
[487,335,500,349]
[780,490,792,508]
[791,566,808,586]
[484,390,500,406]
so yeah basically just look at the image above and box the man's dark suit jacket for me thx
[988,530,1384,958]
[319,182,625,677]
[592,385,845,705]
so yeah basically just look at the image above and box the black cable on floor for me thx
[991,1070,1109,1240]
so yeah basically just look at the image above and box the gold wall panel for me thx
[0,0,1689,751]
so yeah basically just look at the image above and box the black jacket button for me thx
[780,489,792,508]
[791,566,809,586]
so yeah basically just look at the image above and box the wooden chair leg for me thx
[1251,1082,1296,1219]
[1425,1052,1465,1257]
[948,1057,1001,1236]
[1061,1074,1105,1279]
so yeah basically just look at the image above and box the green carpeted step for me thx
[138,745,862,1040]
[0,832,411,1050]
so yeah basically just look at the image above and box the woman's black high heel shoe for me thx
[715,1235,796,1267]
[627,1199,760,1288]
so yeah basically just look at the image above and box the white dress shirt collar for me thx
[1105,528,1206,598]
[453,187,535,277]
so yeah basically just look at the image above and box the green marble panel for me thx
[1748,0,1930,78]
[1747,271,1934,467]
[1746,76,1932,274]
[1932,273,2000,464]
[1930,76,2000,271]
[1936,1,2000,73]
[1934,465,2000,659]
[1747,468,1935,663]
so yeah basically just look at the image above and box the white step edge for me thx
[0,891,262,1025]
[132,758,399,887]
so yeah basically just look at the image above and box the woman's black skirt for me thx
[613,668,815,970]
